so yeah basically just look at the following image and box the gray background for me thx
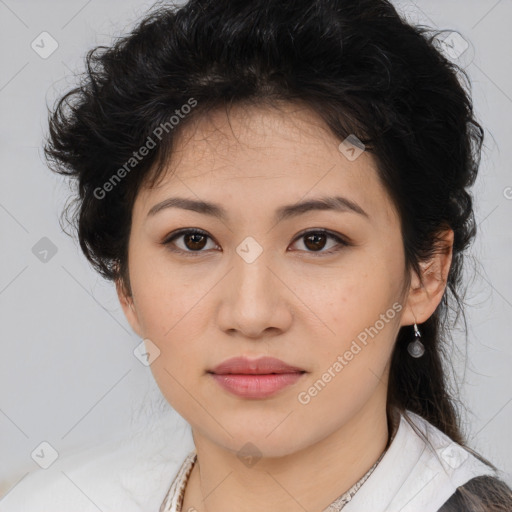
[1,0,511,498]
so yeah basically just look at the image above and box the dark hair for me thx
[45,0,511,508]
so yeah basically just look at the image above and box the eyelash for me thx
[161,228,350,257]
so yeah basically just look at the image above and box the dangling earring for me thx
[407,323,425,358]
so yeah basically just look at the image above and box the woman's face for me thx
[120,103,415,457]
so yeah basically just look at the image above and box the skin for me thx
[117,102,453,512]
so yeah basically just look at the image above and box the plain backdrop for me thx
[1,0,511,499]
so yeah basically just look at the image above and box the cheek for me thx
[128,258,212,374]
[128,248,207,337]
[302,258,403,371]
[303,261,396,332]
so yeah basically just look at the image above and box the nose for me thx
[216,248,293,340]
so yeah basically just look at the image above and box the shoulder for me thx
[0,418,194,512]
[402,411,512,512]
[437,475,512,512]
[402,411,497,479]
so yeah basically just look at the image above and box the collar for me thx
[342,410,497,511]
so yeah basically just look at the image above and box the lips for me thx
[208,356,306,399]
[209,356,305,375]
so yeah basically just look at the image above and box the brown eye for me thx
[162,229,217,255]
[162,228,349,257]
[290,229,349,256]
[183,232,208,250]
[304,232,328,251]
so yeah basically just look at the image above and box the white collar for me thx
[343,410,497,511]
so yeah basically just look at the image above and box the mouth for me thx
[207,356,306,399]
[208,356,306,375]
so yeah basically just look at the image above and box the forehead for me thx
[135,103,399,227]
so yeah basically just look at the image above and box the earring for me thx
[407,323,425,358]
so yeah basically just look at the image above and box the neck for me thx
[182,391,392,512]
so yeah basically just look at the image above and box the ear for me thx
[401,227,454,326]
[115,276,144,338]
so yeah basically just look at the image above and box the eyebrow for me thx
[147,195,369,222]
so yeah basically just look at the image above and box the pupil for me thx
[186,233,206,250]
[305,233,326,251]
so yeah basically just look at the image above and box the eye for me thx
[161,228,350,257]
[161,228,218,256]
[289,229,350,256]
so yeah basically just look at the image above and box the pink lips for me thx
[208,356,306,399]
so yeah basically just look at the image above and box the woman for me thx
[7,0,512,510]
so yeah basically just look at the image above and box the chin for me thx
[204,420,312,460]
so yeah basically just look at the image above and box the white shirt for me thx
[0,409,499,512]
